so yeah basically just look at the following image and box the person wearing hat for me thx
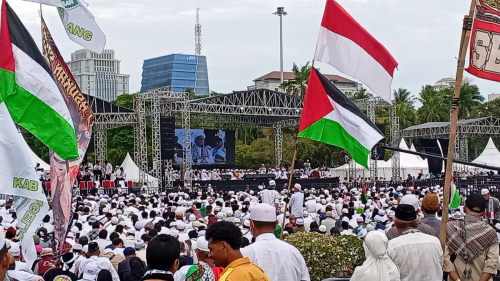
[289,183,304,219]
[385,194,438,240]
[353,217,366,235]
[321,211,336,234]
[386,204,442,281]
[79,262,99,281]
[240,204,309,281]
[34,248,56,277]
[117,247,145,281]
[174,236,223,281]
[43,252,79,281]
[77,242,120,281]
[444,193,499,281]
[420,193,441,234]
[482,188,500,224]
[206,221,270,281]
[293,218,306,233]
[261,180,280,214]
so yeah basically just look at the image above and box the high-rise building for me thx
[140,54,209,95]
[67,49,130,102]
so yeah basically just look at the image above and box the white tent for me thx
[330,138,429,179]
[20,134,50,171]
[472,137,500,167]
[120,153,159,187]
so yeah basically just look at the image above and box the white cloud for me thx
[9,0,499,99]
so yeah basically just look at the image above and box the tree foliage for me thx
[279,62,311,99]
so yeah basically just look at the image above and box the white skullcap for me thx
[356,217,364,222]
[319,225,327,232]
[269,180,276,186]
[196,236,210,252]
[177,221,186,230]
[250,204,277,222]
[400,194,419,211]
[482,188,490,195]
[294,183,301,190]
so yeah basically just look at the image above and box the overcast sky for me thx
[10,0,499,100]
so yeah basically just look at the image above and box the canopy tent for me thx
[120,153,159,187]
[20,134,50,171]
[330,138,429,179]
[472,138,500,167]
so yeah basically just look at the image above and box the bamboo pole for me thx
[439,0,477,250]
[280,149,298,239]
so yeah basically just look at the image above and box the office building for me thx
[248,71,361,96]
[140,54,209,95]
[67,49,130,102]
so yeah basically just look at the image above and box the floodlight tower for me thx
[195,7,202,55]
[273,7,287,84]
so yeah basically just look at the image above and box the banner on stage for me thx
[42,17,93,255]
[467,0,500,81]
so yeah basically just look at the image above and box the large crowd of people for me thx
[7,168,500,281]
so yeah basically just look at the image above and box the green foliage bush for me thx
[285,232,365,281]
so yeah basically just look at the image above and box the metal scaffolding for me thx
[391,106,401,180]
[401,116,500,173]
[274,122,283,167]
[94,130,107,163]
[367,99,377,179]
[151,90,162,182]
[134,95,148,186]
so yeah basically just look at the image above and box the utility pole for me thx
[273,7,287,84]
[195,7,202,55]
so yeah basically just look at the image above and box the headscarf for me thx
[350,231,400,281]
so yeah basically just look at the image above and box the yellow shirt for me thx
[219,257,270,281]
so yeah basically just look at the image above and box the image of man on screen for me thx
[212,137,226,163]
[191,131,212,164]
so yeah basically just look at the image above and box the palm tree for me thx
[417,90,450,123]
[459,83,484,119]
[279,62,311,99]
[393,88,413,104]
[348,88,372,100]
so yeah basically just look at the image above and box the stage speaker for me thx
[161,117,175,160]
[370,124,386,160]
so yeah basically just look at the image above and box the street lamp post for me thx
[273,7,287,84]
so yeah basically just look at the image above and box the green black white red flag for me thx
[298,68,384,169]
[0,0,78,160]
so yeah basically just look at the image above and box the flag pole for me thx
[280,148,297,239]
[439,0,476,250]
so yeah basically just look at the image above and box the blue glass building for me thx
[140,54,209,95]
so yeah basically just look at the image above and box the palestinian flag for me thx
[298,68,384,169]
[314,0,398,103]
[0,0,77,160]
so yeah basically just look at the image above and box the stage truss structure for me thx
[92,89,401,187]
[401,116,500,171]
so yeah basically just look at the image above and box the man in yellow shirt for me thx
[206,221,270,281]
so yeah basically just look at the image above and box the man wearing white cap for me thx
[261,180,280,213]
[241,203,310,281]
[482,188,500,223]
[174,236,219,281]
[289,183,304,218]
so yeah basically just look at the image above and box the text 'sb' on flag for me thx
[466,1,500,81]
[314,0,398,104]
[298,68,384,169]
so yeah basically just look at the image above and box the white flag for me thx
[57,0,105,53]
[0,103,49,267]
[22,0,106,53]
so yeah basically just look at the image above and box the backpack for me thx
[144,219,155,231]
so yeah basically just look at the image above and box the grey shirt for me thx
[386,221,439,240]
[421,214,441,235]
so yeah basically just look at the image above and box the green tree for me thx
[395,102,417,129]
[348,88,372,100]
[393,88,413,104]
[458,83,484,119]
[417,86,450,123]
[279,62,311,99]
[112,93,134,109]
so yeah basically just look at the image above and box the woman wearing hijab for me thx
[351,231,400,281]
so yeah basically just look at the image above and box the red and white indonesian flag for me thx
[314,0,398,103]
